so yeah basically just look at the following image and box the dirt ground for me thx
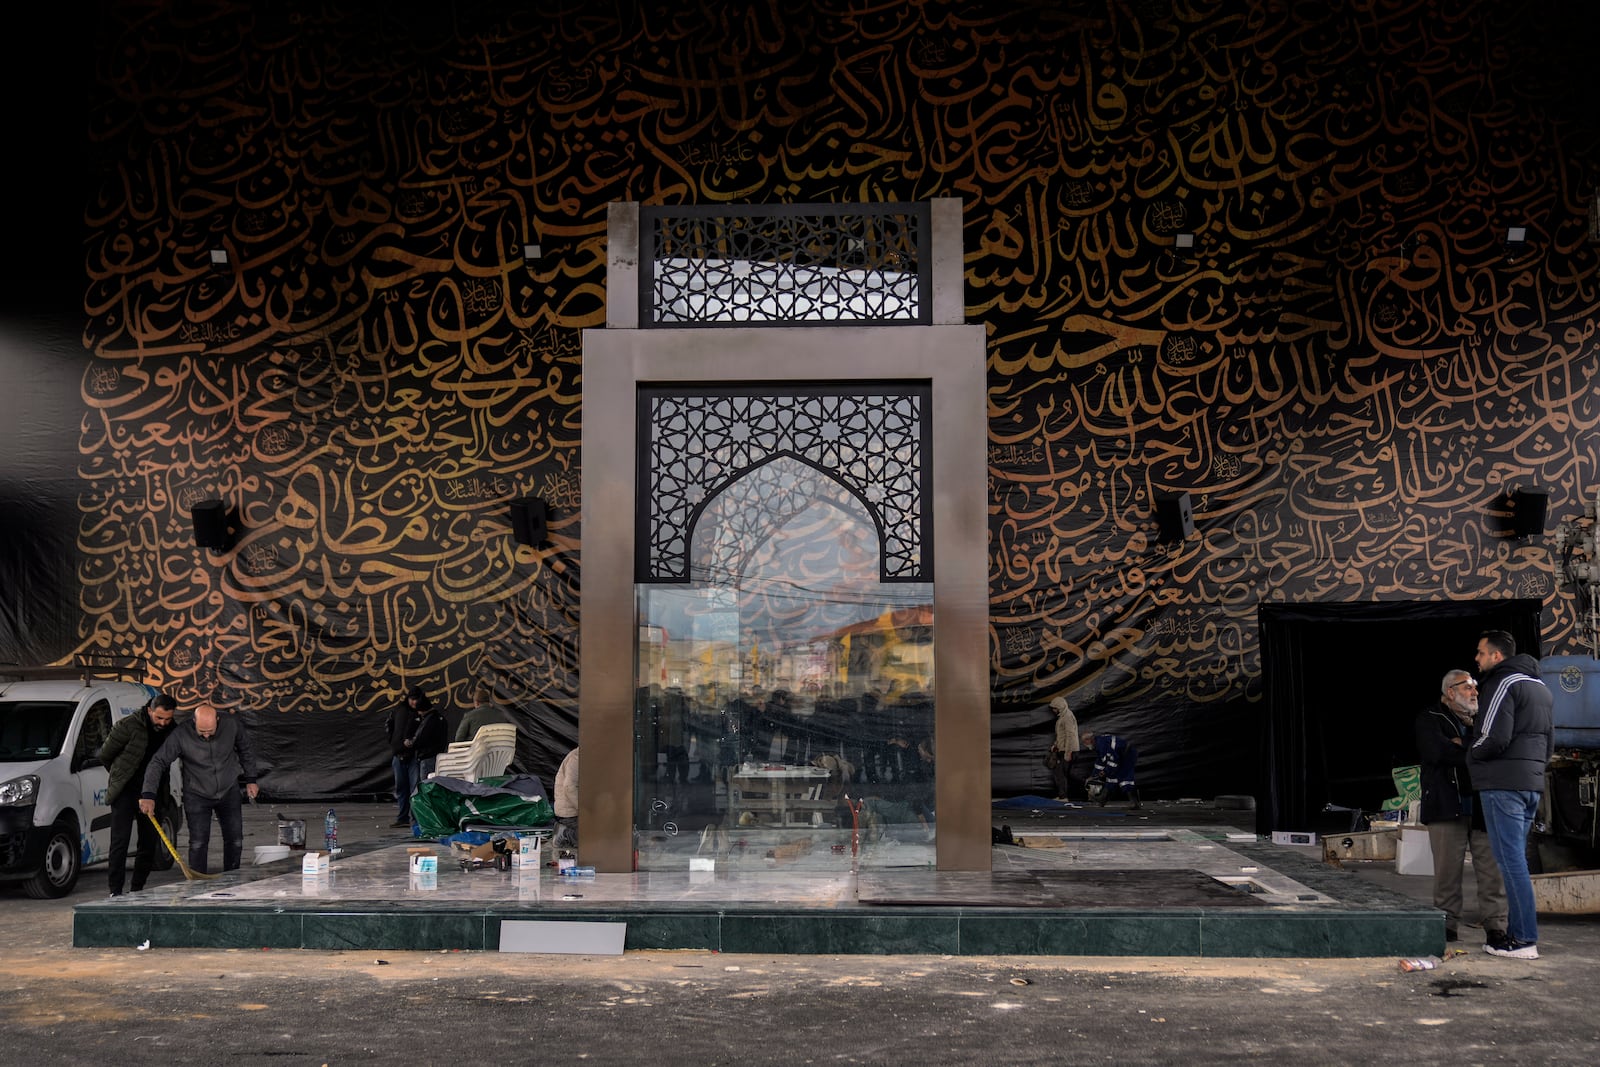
[2,804,1597,1065]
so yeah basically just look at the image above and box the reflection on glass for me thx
[635,457,934,871]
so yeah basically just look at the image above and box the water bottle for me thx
[324,808,339,853]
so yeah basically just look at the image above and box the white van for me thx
[0,667,185,898]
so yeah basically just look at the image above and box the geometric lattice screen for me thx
[641,203,932,327]
[637,384,931,583]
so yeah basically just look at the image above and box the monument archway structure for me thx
[580,200,989,873]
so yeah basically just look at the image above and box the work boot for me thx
[1127,787,1141,810]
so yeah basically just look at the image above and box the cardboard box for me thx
[1322,828,1399,863]
[302,851,330,874]
[453,839,504,863]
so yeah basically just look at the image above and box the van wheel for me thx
[151,810,182,872]
[23,822,82,899]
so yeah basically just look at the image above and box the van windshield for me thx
[0,701,76,761]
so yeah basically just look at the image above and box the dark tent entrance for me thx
[1259,598,1544,834]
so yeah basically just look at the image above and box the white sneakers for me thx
[1484,934,1539,959]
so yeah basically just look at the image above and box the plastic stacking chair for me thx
[430,722,518,783]
[429,744,475,781]
[464,723,518,780]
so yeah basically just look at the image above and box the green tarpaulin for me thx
[411,774,553,838]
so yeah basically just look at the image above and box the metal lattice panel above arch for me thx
[640,203,932,327]
[637,383,931,583]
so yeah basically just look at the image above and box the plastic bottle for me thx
[324,808,339,853]
[1399,955,1440,972]
[559,865,597,877]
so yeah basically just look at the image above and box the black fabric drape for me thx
[1259,599,1544,833]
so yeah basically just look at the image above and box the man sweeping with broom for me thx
[139,703,260,875]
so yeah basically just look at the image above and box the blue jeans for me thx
[1479,789,1540,944]
[392,755,415,819]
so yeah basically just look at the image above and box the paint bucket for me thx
[254,844,291,865]
[277,819,306,849]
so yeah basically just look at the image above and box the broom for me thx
[146,810,220,880]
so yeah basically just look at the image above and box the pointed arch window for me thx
[637,383,931,584]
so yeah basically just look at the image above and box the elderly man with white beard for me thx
[1415,668,1507,945]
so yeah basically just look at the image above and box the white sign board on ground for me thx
[498,920,627,955]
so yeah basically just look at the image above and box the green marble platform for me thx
[73,829,1445,957]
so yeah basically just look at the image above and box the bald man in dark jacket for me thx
[140,704,260,874]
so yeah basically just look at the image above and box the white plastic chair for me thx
[429,745,473,780]
[465,723,518,780]
[429,722,518,783]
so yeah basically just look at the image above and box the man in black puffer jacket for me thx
[99,693,177,895]
[1468,630,1554,961]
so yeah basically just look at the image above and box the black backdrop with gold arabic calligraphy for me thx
[2,0,1599,801]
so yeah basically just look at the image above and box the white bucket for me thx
[254,844,292,865]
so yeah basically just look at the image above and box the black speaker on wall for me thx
[190,499,237,552]
[1154,492,1195,542]
[1509,487,1549,537]
[509,496,547,546]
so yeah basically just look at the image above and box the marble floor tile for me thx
[75,822,1332,911]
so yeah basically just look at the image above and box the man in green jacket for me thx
[455,681,515,743]
[99,693,176,896]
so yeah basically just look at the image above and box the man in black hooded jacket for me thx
[1468,630,1554,961]
[385,688,423,827]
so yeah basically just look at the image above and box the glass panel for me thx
[74,701,113,767]
[635,456,934,870]
[0,701,77,761]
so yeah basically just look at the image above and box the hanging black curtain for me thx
[1258,599,1544,833]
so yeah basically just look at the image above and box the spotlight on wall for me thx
[209,248,229,268]
[508,496,548,547]
[1508,485,1549,538]
[189,499,240,553]
[1154,491,1195,543]
[1174,232,1196,251]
